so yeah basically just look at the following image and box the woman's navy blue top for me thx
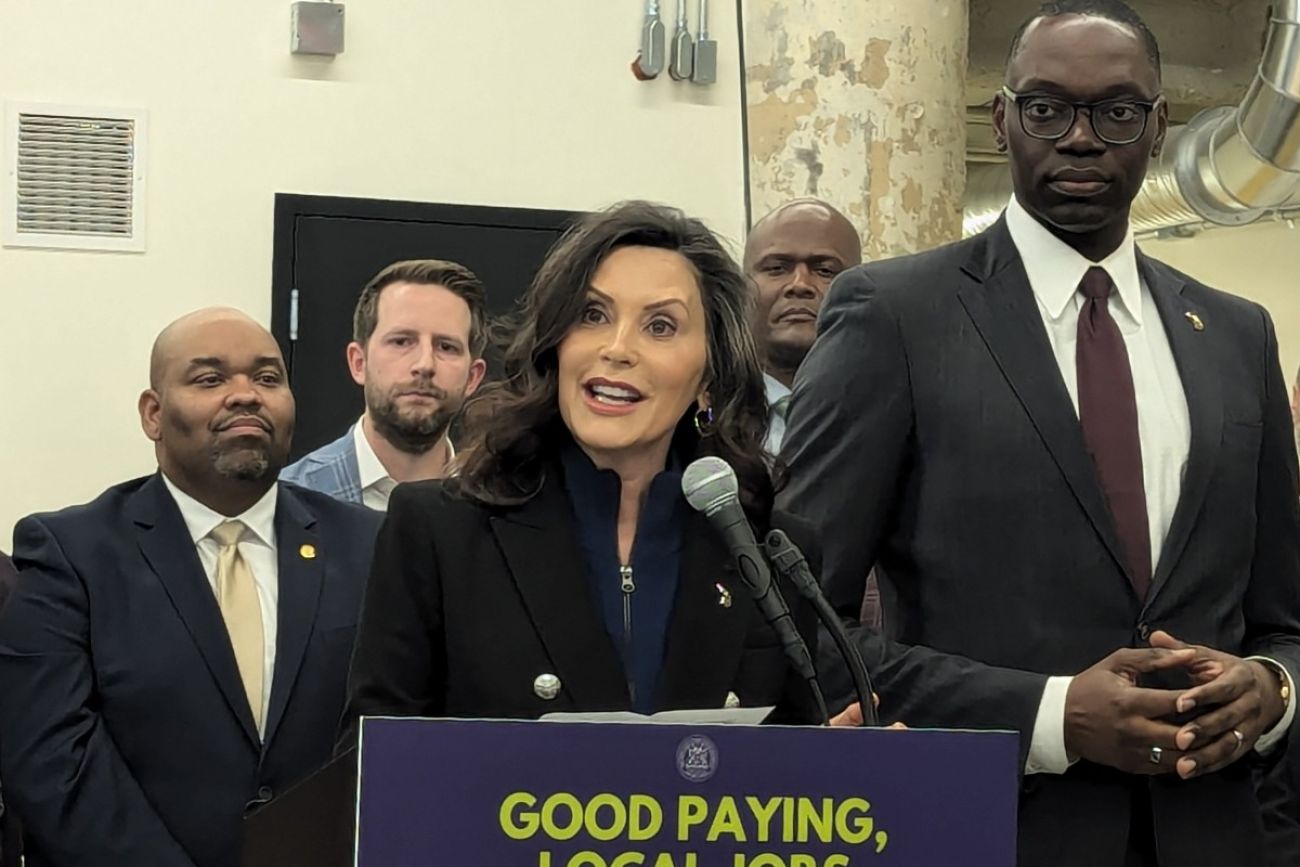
[560,444,687,714]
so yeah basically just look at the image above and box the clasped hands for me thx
[1064,630,1288,779]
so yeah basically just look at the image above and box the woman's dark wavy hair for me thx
[452,200,776,520]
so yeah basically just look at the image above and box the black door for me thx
[271,194,578,460]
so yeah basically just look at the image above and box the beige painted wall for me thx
[1144,220,1300,396]
[0,0,747,542]
[1,3,1295,545]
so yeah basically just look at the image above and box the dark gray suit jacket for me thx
[777,217,1300,867]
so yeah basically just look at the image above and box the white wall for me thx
[1145,220,1300,398]
[0,0,747,541]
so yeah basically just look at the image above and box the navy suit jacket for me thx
[0,475,382,867]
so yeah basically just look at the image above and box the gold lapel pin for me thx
[299,543,317,560]
[715,582,732,608]
[1185,311,1205,331]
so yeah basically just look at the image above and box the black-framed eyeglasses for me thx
[1000,86,1161,146]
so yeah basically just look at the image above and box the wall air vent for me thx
[3,102,147,252]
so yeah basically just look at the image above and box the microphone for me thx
[765,528,880,727]
[682,457,828,725]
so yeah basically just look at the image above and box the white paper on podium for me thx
[539,706,774,726]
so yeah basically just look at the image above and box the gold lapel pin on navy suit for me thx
[299,543,317,559]
[1185,311,1205,332]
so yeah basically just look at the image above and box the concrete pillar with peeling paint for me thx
[744,0,970,257]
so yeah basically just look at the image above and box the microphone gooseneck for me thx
[682,457,828,725]
[765,528,880,727]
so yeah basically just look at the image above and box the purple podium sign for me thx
[355,718,1018,867]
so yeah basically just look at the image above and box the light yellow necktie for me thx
[210,520,265,731]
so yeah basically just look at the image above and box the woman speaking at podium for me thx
[340,201,820,740]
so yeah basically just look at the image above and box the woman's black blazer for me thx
[341,468,819,739]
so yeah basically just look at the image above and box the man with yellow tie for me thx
[0,308,382,867]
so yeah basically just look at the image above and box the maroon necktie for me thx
[1076,266,1151,599]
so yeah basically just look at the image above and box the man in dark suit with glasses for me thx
[779,1,1300,865]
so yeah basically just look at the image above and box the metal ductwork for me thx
[963,0,1300,238]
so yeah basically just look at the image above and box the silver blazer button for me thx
[533,673,562,701]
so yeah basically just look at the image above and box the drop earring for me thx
[693,406,715,436]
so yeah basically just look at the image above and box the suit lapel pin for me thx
[715,582,732,608]
[299,543,317,560]
[1185,311,1205,331]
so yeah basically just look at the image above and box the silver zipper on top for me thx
[620,564,636,703]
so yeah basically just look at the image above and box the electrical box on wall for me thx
[290,2,345,56]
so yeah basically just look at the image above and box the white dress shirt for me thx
[161,474,279,737]
[353,420,398,511]
[353,417,455,511]
[1004,197,1295,773]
